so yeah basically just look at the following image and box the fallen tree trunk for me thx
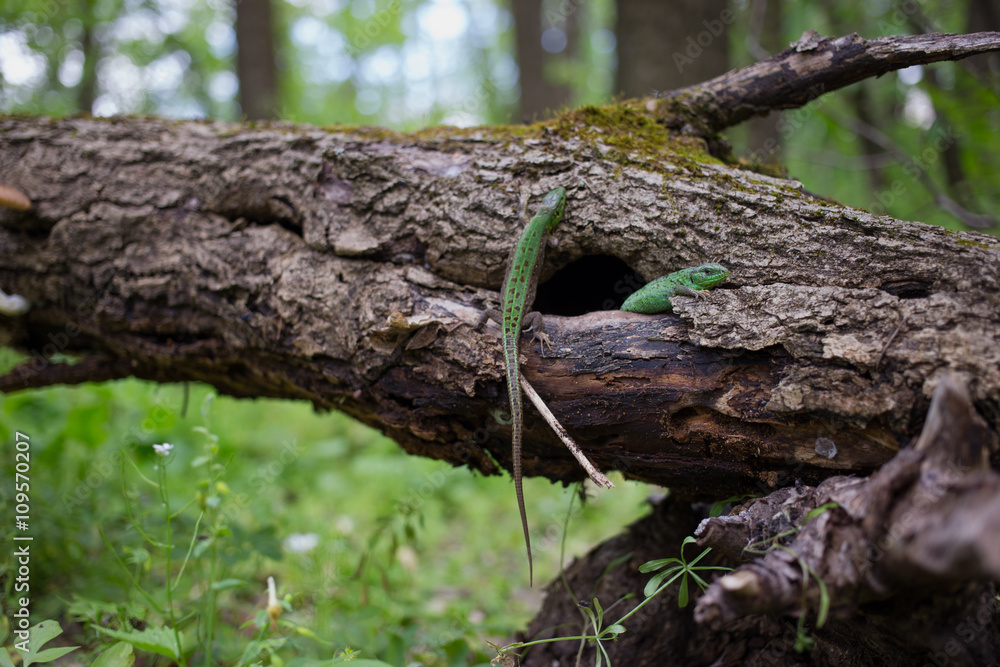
[1,107,997,497]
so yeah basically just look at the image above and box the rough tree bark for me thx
[2,32,1000,665]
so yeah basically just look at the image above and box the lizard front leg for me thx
[477,309,553,356]
[475,308,503,332]
[521,311,553,357]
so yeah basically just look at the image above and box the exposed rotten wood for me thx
[522,373,1000,666]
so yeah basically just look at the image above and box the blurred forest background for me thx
[1,1,1000,665]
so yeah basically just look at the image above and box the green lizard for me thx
[476,186,567,586]
[621,263,728,313]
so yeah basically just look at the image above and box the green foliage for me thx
[576,597,627,667]
[0,0,235,118]
[90,626,183,662]
[1,0,613,129]
[497,529,731,667]
[743,501,840,652]
[638,536,731,608]
[0,620,79,667]
[0,358,652,665]
[726,4,1000,238]
[90,642,135,667]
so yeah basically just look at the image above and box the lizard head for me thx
[538,187,567,232]
[689,262,729,288]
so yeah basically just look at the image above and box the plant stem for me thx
[159,461,187,666]
[203,521,218,667]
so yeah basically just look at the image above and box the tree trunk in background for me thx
[965,0,1000,76]
[948,0,1000,197]
[77,0,98,114]
[235,0,279,120]
[849,85,889,192]
[615,0,729,97]
[822,5,888,193]
[743,0,783,165]
[512,0,572,121]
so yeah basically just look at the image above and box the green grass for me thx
[0,350,654,666]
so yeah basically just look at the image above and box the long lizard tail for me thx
[504,333,533,587]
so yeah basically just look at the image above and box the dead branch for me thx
[662,31,1000,133]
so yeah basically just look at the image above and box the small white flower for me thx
[152,442,174,457]
[335,515,355,535]
[266,576,282,622]
[284,533,319,553]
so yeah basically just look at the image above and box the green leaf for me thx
[600,551,634,579]
[210,578,245,591]
[604,624,626,636]
[638,558,676,572]
[815,573,830,628]
[9,620,80,667]
[27,620,63,654]
[236,639,264,666]
[0,649,16,667]
[709,495,743,517]
[802,502,839,524]
[236,638,286,666]
[90,626,182,660]
[24,647,80,666]
[91,642,135,667]
[687,547,712,568]
[596,639,611,667]
[715,493,760,516]
[199,393,215,421]
[643,566,682,597]
[677,575,690,608]
[193,538,213,558]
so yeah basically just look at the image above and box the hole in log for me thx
[880,279,931,299]
[537,255,643,316]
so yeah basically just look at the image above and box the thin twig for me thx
[520,375,615,489]
[875,313,908,372]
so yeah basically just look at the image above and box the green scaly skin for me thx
[477,187,566,587]
[621,263,728,313]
